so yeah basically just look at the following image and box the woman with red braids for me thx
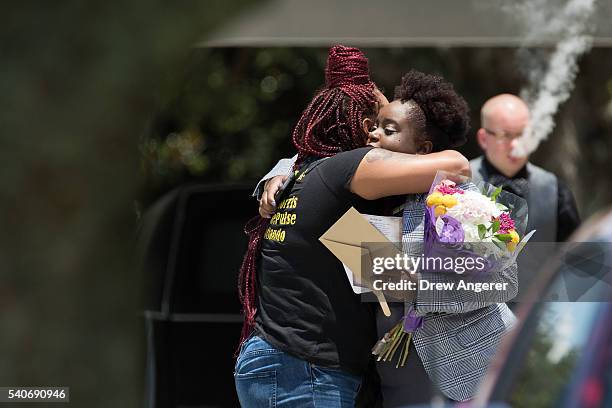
[234,45,470,407]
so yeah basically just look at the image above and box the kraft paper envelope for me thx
[320,207,408,317]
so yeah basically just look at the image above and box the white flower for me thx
[446,191,502,227]
[463,224,486,242]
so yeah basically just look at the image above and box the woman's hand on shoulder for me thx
[259,175,288,218]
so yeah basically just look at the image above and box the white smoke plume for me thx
[504,0,597,157]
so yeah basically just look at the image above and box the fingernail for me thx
[271,200,276,207]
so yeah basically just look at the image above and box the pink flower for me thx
[495,212,515,233]
[434,180,464,195]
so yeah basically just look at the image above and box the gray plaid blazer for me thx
[402,193,517,402]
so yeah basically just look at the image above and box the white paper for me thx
[362,214,401,243]
[343,264,371,294]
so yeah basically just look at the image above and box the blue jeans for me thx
[234,335,362,407]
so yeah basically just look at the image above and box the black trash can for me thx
[138,183,256,408]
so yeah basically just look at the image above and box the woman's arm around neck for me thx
[350,148,470,200]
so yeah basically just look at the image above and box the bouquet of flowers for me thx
[372,171,534,367]
[423,171,534,268]
[426,178,529,252]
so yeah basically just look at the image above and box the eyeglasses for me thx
[484,128,522,144]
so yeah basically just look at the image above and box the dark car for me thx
[139,184,256,408]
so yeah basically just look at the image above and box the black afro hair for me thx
[394,70,470,150]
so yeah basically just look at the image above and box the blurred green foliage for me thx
[509,306,582,408]
[141,48,328,198]
[510,330,578,407]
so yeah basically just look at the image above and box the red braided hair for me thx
[237,45,377,351]
[292,45,377,164]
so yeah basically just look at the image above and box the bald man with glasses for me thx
[472,93,580,243]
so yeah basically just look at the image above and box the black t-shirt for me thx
[255,147,380,375]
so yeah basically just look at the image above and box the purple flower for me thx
[438,215,465,243]
[403,309,424,332]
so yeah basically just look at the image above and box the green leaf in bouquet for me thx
[495,202,508,211]
[493,240,507,252]
[491,220,500,233]
[478,224,487,240]
[490,185,503,202]
[495,233,513,242]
